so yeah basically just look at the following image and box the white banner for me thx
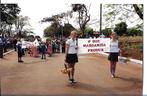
[78,38,110,54]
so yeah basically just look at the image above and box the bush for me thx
[119,36,143,60]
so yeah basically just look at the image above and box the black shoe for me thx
[20,60,24,63]
[71,79,77,83]
[18,60,23,63]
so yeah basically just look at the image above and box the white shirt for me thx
[66,38,77,54]
[110,40,119,53]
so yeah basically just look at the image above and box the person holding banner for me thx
[108,32,120,78]
[65,30,78,83]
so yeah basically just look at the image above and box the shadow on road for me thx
[66,82,121,95]
[23,60,47,64]
[116,76,142,83]
[114,76,142,91]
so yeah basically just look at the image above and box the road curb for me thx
[3,49,14,56]
[98,52,142,65]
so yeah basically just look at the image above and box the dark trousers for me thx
[0,45,3,58]
[14,44,17,51]
[41,53,46,59]
[22,49,25,56]
[3,44,7,52]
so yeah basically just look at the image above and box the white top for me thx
[110,39,119,53]
[66,38,77,54]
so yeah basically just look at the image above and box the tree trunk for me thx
[133,4,143,20]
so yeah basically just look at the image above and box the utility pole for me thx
[100,4,102,34]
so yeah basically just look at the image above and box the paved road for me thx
[0,52,142,96]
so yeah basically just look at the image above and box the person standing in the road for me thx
[47,40,52,57]
[16,39,23,63]
[13,38,17,51]
[40,41,47,59]
[3,37,7,53]
[0,35,4,58]
[108,32,120,78]
[65,30,78,83]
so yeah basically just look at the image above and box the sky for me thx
[1,0,143,38]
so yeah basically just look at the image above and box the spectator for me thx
[40,41,47,59]
[16,39,23,63]
[0,35,4,58]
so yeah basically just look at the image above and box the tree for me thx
[133,4,143,20]
[84,27,93,36]
[42,14,63,38]
[102,28,112,37]
[103,4,143,28]
[0,4,21,23]
[44,23,75,38]
[14,15,30,37]
[0,4,21,36]
[63,23,75,37]
[44,25,55,37]
[114,22,127,36]
[71,4,90,36]
[127,27,143,36]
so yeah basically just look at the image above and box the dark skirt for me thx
[108,53,119,62]
[66,54,78,64]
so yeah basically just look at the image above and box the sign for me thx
[33,39,39,46]
[78,38,110,54]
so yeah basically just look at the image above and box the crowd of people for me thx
[15,38,67,62]
[0,35,18,58]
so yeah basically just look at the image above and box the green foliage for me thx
[0,4,21,36]
[0,4,21,23]
[101,28,112,37]
[127,27,143,36]
[84,27,93,36]
[114,22,127,36]
[44,25,55,37]
[46,37,52,42]
[63,23,75,37]
[44,23,75,38]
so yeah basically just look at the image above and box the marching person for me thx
[65,30,78,83]
[16,39,23,63]
[40,41,47,59]
[108,32,120,78]
[47,40,52,57]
